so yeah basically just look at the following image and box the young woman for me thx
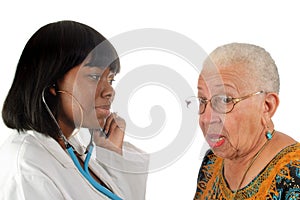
[0,20,148,200]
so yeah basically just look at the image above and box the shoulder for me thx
[0,131,62,175]
[266,143,300,199]
[274,142,300,163]
[1,130,53,155]
[264,142,300,183]
[265,142,300,173]
[0,132,47,189]
[0,131,42,161]
[278,142,300,169]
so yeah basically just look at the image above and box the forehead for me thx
[77,65,116,76]
[78,56,116,74]
[81,52,120,74]
[198,63,252,93]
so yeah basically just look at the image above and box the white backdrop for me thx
[1,1,300,199]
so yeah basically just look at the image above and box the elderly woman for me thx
[192,43,300,199]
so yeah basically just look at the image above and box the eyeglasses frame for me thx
[187,91,265,114]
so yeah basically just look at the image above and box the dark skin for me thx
[52,61,126,188]
[198,63,296,190]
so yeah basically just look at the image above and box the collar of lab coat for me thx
[26,130,85,169]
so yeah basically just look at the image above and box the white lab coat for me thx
[0,129,149,200]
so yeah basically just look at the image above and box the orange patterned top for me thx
[194,143,300,199]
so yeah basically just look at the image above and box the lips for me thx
[206,134,225,148]
[95,105,111,118]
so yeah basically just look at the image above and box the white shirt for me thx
[0,129,149,200]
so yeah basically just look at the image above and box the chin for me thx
[213,150,227,159]
[83,119,104,129]
[213,149,238,160]
[97,119,105,128]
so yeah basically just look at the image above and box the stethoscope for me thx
[42,88,122,200]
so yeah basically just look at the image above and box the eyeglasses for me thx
[185,91,264,114]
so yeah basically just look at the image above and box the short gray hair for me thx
[203,43,280,93]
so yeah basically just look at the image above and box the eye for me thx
[108,78,115,85]
[219,96,233,104]
[88,74,101,81]
[107,71,116,85]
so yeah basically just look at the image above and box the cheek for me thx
[57,96,77,125]
[59,98,73,117]
[73,91,98,127]
[223,115,240,136]
[225,109,261,141]
[75,89,96,113]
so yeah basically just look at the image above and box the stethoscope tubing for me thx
[67,145,122,200]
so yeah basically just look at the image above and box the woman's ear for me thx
[263,92,280,118]
[49,84,57,96]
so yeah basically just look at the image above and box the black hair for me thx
[2,20,120,139]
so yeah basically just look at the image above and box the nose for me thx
[199,102,221,127]
[96,73,115,102]
[100,82,115,101]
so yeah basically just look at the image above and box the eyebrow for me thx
[197,84,237,96]
[198,83,236,89]
[83,63,106,68]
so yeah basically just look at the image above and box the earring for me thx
[265,130,275,140]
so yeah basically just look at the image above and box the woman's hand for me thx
[93,113,126,155]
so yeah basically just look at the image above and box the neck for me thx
[223,130,275,191]
[57,137,67,150]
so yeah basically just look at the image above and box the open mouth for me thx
[206,134,225,148]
